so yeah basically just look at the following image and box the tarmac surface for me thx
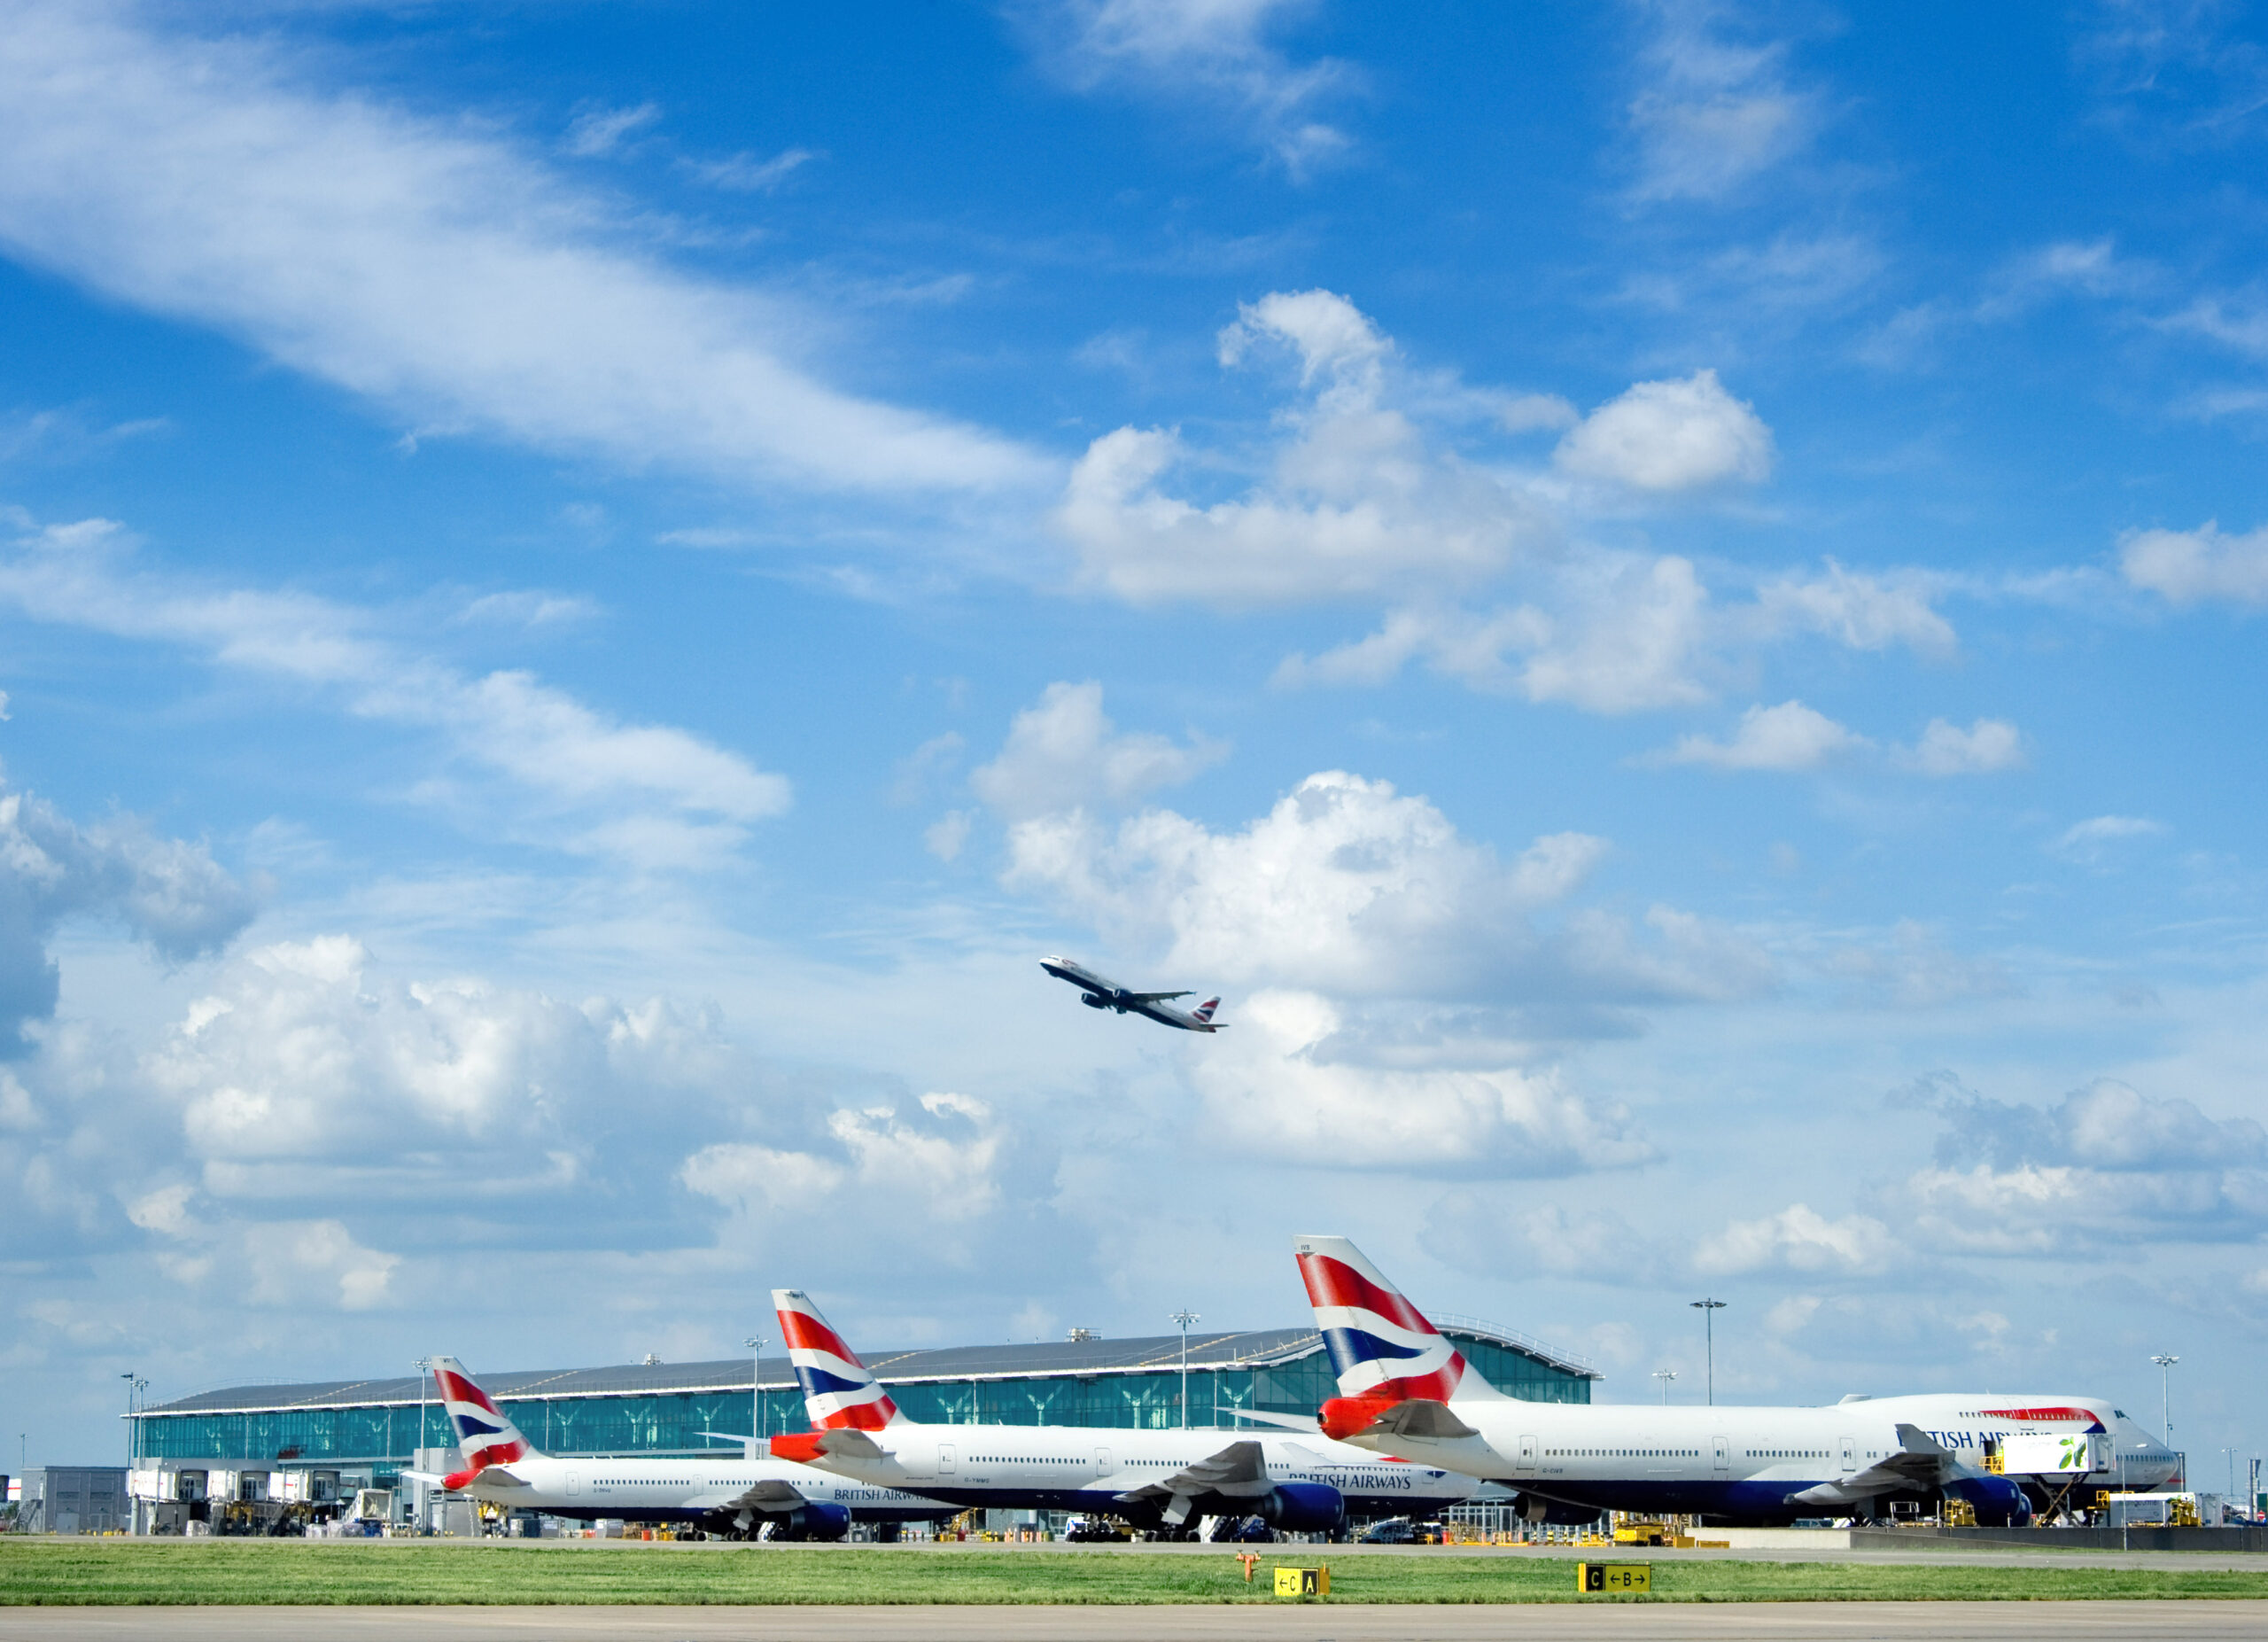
[6,1604,2268,1641]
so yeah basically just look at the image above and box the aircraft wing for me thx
[1114,1439,1272,1506]
[812,1428,888,1461]
[1355,1397,1481,1443]
[1126,990,1191,1002]
[725,1478,812,1511]
[1786,1425,1961,1507]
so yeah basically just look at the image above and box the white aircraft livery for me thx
[410,1357,953,1539]
[1042,955,1224,1033]
[765,1289,1475,1533]
[1295,1237,2175,1526]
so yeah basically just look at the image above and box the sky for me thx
[2,0,2264,1482]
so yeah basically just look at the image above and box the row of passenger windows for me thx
[1547,1449,1699,1459]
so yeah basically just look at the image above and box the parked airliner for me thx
[1295,1237,2171,1525]
[765,1289,1473,1534]
[1042,956,1224,1032]
[408,1357,953,1539]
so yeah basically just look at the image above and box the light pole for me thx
[1690,1300,1728,1406]
[120,1373,137,1469]
[1652,1368,1677,1405]
[1171,1311,1200,1429]
[2150,1353,2179,1466]
[742,1336,769,1446]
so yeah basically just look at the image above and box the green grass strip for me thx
[4,1542,2268,1606]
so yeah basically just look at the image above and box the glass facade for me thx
[133,1333,1588,1467]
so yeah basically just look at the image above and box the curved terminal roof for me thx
[140,1319,1596,1418]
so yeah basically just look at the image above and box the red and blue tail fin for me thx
[1294,1235,1502,1436]
[773,1288,900,1432]
[429,1357,534,1489]
[1192,998,1220,1025]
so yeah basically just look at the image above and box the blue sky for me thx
[4,0,2266,1480]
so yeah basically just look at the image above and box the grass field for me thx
[5,1541,2268,1606]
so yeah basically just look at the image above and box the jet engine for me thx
[773,1501,853,1541]
[1516,1492,1607,1527]
[1254,1482,1345,1533]
[1946,1475,2032,1529]
[1079,992,1109,1009]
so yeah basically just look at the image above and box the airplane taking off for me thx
[404,1357,953,1539]
[1042,955,1224,1032]
[1294,1237,2171,1527]
[765,1288,1474,1535]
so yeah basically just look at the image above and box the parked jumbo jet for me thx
[1293,1238,2176,1526]
[1042,955,1224,1032]
[406,1357,953,1539]
[765,1289,1472,1535]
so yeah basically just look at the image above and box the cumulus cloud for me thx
[2120,521,2268,607]
[1892,718,2024,776]
[1876,1075,2268,1255]
[0,785,255,1052]
[1653,699,1864,771]
[1553,370,1774,491]
[1694,1203,1899,1276]
[1425,1194,1640,1278]
[1004,768,1771,1010]
[681,1092,1006,1227]
[1625,1,1823,202]
[1750,560,1956,655]
[1055,290,1549,605]
[0,518,789,868]
[969,681,1226,819]
[0,3,1039,495]
[1821,921,2016,1010]
[1184,990,1654,1173]
[133,1185,401,1311]
[1014,0,1356,175]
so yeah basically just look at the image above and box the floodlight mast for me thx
[1690,1300,1728,1405]
[2151,1352,2179,1477]
[1171,1311,1200,1429]
[1652,1368,1677,1405]
[742,1336,769,1444]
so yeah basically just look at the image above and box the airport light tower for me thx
[743,1336,770,1444]
[1652,1368,1677,1405]
[2151,1352,2179,1471]
[1690,1299,1728,1405]
[1171,1310,1200,1429]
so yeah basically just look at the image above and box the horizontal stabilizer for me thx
[1232,1408,1319,1432]
[1326,1395,1480,1444]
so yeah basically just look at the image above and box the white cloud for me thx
[1891,717,2024,776]
[1004,768,1771,1011]
[1425,1195,1639,1278]
[563,102,660,158]
[1184,989,1653,1173]
[1751,560,1956,654]
[1694,1203,1899,1276]
[0,4,1040,495]
[1653,699,1864,772]
[970,681,1226,820]
[131,1184,401,1310]
[681,1092,1004,1226]
[2120,521,2268,607]
[1056,291,1547,606]
[2049,813,2165,862]
[0,518,789,867]
[924,810,975,863]
[1553,370,1774,491]
[1625,1,1822,202]
[681,147,821,193]
[1018,0,1355,175]
[1821,921,2016,1010]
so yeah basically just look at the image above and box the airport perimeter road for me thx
[6,1607,2268,1641]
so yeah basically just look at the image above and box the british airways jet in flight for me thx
[405,1357,952,1539]
[765,1288,1472,1535]
[1042,956,1224,1032]
[1293,1237,2171,1526]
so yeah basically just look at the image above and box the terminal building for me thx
[131,1318,1596,1510]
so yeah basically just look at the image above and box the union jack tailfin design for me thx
[1192,998,1220,1025]
[1294,1235,1502,1439]
[429,1357,534,1490]
[774,1288,900,1432]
